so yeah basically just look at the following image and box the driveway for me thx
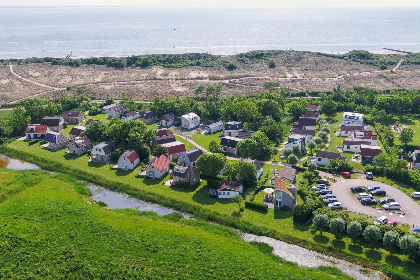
[330,179,420,228]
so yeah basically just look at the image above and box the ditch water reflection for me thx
[0,153,40,170]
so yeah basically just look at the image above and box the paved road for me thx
[330,179,420,228]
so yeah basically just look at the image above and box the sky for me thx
[2,0,420,7]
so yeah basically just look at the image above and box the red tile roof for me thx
[121,150,140,163]
[218,180,243,192]
[25,124,49,134]
[156,128,173,137]
[303,111,320,118]
[162,141,186,155]
[151,154,171,172]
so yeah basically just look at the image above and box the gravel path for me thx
[330,179,420,228]
[242,233,384,280]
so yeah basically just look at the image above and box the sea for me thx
[0,6,419,59]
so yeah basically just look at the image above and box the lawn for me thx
[0,109,12,120]
[0,168,348,279]
[5,139,420,277]
[175,135,196,150]
[193,132,221,150]
[382,115,420,147]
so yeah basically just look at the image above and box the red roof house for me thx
[217,180,243,198]
[161,141,186,160]
[25,124,50,139]
[145,154,171,179]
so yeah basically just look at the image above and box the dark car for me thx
[316,179,330,185]
[367,186,381,193]
[361,198,378,205]
[371,189,386,196]
[316,189,332,195]
[351,186,366,193]
[379,197,395,204]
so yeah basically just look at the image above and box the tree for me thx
[263,81,279,92]
[321,99,337,116]
[399,235,420,261]
[347,221,362,241]
[208,140,224,154]
[224,161,257,187]
[312,214,329,235]
[139,56,151,68]
[383,231,400,252]
[196,153,226,179]
[308,162,317,171]
[268,59,276,69]
[283,148,293,158]
[308,141,317,155]
[195,85,206,96]
[288,98,307,120]
[81,120,107,143]
[237,139,259,159]
[314,137,323,145]
[363,225,382,246]
[318,131,328,142]
[225,61,237,71]
[320,126,330,134]
[10,106,31,137]
[292,144,301,155]
[399,127,414,148]
[329,218,346,236]
[152,145,169,157]
[288,154,298,165]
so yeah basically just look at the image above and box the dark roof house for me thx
[291,128,316,136]
[41,117,63,126]
[218,180,243,193]
[225,121,243,131]
[316,150,343,160]
[140,110,157,119]
[303,111,320,119]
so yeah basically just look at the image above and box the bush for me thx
[383,230,400,252]
[245,201,268,212]
[308,162,317,171]
[292,144,301,155]
[288,154,298,165]
[347,221,362,241]
[268,59,276,69]
[312,214,329,235]
[329,218,346,236]
[314,137,323,145]
[225,61,237,71]
[318,132,328,142]
[363,225,382,246]
[283,148,293,157]
[399,235,420,261]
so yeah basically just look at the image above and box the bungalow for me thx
[118,150,140,171]
[41,117,64,132]
[274,178,298,210]
[101,104,118,114]
[303,110,320,120]
[161,141,186,160]
[68,136,91,156]
[145,154,171,179]
[44,132,70,150]
[69,126,86,139]
[108,105,126,118]
[62,111,83,124]
[154,129,176,145]
[295,117,316,130]
[158,112,177,127]
[338,125,364,137]
[307,104,321,111]
[121,111,140,121]
[350,130,378,145]
[217,180,243,199]
[413,146,420,170]
[315,150,345,166]
[172,165,200,186]
[243,159,263,180]
[270,166,297,185]
[180,113,200,130]
[360,145,383,164]
[178,148,203,167]
[25,124,50,139]
[284,134,307,152]
[342,112,364,127]
[342,140,371,153]
[91,141,115,163]
[223,121,244,137]
[139,111,157,124]
[290,128,315,142]
[220,136,243,155]
[204,121,224,134]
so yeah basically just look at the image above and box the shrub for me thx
[347,221,362,241]
[314,137,323,145]
[225,61,237,71]
[288,154,298,165]
[245,201,268,212]
[399,235,420,261]
[308,162,317,171]
[268,59,276,69]
[292,144,301,155]
[383,230,400,252]
[329,218,346,236]
[283,148,293,157]
[363,225,382,246]
[318,132,328,142]
[312,214,329,235]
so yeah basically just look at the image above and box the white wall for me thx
[218,190,240,199]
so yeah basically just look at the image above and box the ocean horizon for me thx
[0,6,419,59]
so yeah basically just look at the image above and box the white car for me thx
[374,216,388,225]
[412,192,420,199]
[384,202,401,211]
[358,193,373,200]
[328,202,343,210]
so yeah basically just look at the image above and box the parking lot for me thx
[329,179,420,228]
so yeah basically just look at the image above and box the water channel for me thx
[0,153,40,170]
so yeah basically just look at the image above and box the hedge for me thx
[245,201,268,212]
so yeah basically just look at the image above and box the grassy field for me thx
[193,132,221,150]
[0,109,12,120]
[6,139,420,278]
[382,115,420,147]
[175,135,196,150]
[0,168,352,279]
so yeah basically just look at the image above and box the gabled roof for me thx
[155,135,176,145]
[278,166,296,182]
[220,136,243,148]
[25,124,49,134]
[85,118,95,126]
[236,131,253,139]
[140,110,157,119]
[41,117,63,126]
[123,111,139,118]
[297,117,316,126]
[303,111,320,119]
[339,125,364,131]
[62,111,82,118]
[173,165,197,179]
[181,112,200,121]
[72,136,91,148]
[207,121,224,129]
[69,126,86,137]
[360,145,382,157]
[343,140,371,146]
[156,128,173,137]
[316,150,342,159]
[244,158,262,171]
[218,180,243,192]
[161,141,186,155]
[44,132,69,144]
[150,154,171,172]
[93,141,115,155]
[120,150,140,163]
[291,128,316,136]
[160,112,176,121]
[307,104,320,110]
[102,104,117,110]
[109,105,125,114]
[184,148,203,163]
[225,121,243,131]
[275,177,293,196]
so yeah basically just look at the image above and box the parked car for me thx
[311,184,327,191]
[367,186,381,193]
[388,220,397,227]
[361,198,378,205]
[366,172,373,180]
[341,171,351,178]
[358,193,373,200]
[316,189,332,195]
[351,186,366,193]
[384,202,401,210]
[414,225,420,234]
[328,202,343,210]
[324,196,338,203]
[316,179,330,185]
[371,189,386,196]
[412,192,420,199]
[379,197,395,204]
[373,216,388,225]
[321,194,336,199]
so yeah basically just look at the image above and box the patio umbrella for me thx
[264,188,275,194]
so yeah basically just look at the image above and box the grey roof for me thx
[316,150,342,159]
[41,117,63,126]
[140,110,157,119]
[225,121,243,131]
[44,132,69,144]
[185,148,203,162]
[173,165,197,179]
[160,112,176,121]
[85,119,95,126]
[69,126,86,137]
[291,128,316,136]
[343,140,371,146]
[220,136,242,148]
[94,141,115,155]
[236,131,253,139]
[110,105,125,113]
[297,117,316,126]
[339,125,364,131]
[207,121,224,129]
[62,111,82,118]
[278,166,296,182]
[244,159,262,171]
[303,111,320,119]
[123,111,139,117]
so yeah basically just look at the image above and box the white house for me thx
[121,111,140,121]
[25,124,51,139]
[350,130,378,145]
[91,142,115,163]
[223,121,244,137]
[158,113,176,127]
[118,150,140,171]
[315,150,345,166]
[290,128,315,142]
[217,180,243,199]
[274,178,298,210]
[204,121,224,134]
[68,136,91,156]
[101,104,117,114]
[412,146,420,170]
[145,154,171,179]
[180,113,200,129]
[284,134,307,152]
[41,117,64,132]
[108,105,126,118]
[270,166,296,185]
[342,112,364,127]
[338,125,364,137]
[178,149,203,167]
[342,140,371,153]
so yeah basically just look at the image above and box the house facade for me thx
[69,126,86,139]
[220,136,243,155]
[68,136,91,156]
[121,111,140,121]
[25,124,50,139]
[315,150,345,166]
[223,121,244,137]
[217,181,243,199]
[204,121,224,134]
[290,128,315,142]
[180,113,200,130]
[118,150,140,171]
[360,145,383,164]
[139,111,157,124]
[284,134,307,152]
[178,148,203,167]
[41,117,64,132]
[108,105,126,118]
[172,165,200,186]
[161,141,186,160]
[91,141,115,163]
[44,132,70,150]
[158,113,176,127]
[101,104,117,114]
[342,140,371,153]
[350,130,378,145]
[62,111,83,124]
[413,146,420,170]
[274,177,298,209]
[342,112,364,127]
[145,154,171,179]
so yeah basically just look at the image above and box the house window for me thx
[347,146,350,149]
[317,158,321,161]
[148,171,154,177]
[227,192,230,196]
